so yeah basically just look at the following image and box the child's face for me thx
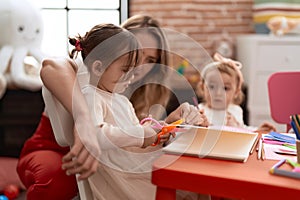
[203,70,238,110]
[97,54,134,93]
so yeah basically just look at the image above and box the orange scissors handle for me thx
[152,129,173,146]
[140,117,183,146]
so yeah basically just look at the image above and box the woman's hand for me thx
[62,125,100,181]
[165,102,207,126]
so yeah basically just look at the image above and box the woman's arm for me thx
[41,57,99,180]
[41,58,89,117]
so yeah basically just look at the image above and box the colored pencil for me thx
[257,138,263,160]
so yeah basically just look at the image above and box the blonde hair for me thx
[197,61,245,105]
[121,14,171,120]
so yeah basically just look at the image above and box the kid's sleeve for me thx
[84,89,145,149]
[96,123,144,149]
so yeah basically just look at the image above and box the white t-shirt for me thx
[198,103,244,127]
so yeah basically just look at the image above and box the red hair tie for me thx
[75,40,83,51]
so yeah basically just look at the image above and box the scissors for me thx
[140,117,184,146]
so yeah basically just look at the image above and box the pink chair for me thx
[267,71,300,131]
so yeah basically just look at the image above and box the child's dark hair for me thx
[69,23,140,71]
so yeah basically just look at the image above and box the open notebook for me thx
[163,126,258,162]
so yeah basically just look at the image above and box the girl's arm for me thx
[226,112,241,127]
[82,88,158,149]
[97,123,158,148]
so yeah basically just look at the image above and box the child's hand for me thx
[142,125,157,148]
[199,109,209,127]
[142,125,175,147]
[256,122,277,133]
[226,112,241,127]
[157,132,174,144]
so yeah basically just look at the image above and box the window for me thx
[30,0,128,56]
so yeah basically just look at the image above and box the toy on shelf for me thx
[213,37,234,59]
[176,59,188,75]
[176,59,200,89]
[267,16,300,36]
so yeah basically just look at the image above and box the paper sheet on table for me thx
[263,133,297,160]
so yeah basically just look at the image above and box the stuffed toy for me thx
[0,0,45,98]
[267,16,300,36]
[213,38,234,59]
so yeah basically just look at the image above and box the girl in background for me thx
[197,52,276,132]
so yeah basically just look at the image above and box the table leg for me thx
[155,187,176,200]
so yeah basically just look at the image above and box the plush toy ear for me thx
[91,60,103,76]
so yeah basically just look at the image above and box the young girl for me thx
[197,52,276,132]
[69,23,205,200]
[69,23,172,199]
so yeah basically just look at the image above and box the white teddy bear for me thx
[0,0,45,98]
